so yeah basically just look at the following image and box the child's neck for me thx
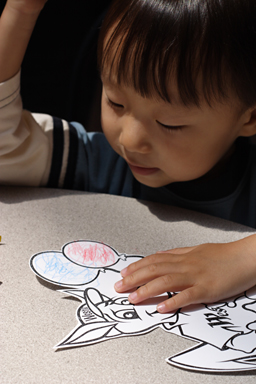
[167,137,249,201]
[199,144,236,182]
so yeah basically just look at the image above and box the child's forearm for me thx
[0,3,42,83]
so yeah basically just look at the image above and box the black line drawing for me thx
[30,240,256,372]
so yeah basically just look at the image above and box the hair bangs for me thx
[98,0,256,107]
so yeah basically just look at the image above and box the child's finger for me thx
[127,273,188,305]
[120,254,160,277]
[157,246,198,255]
[120,252,182,277]
[116,256,188,293]
[116,262,176,292]
[156,286,203,313]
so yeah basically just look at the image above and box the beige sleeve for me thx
[0,71,53,186]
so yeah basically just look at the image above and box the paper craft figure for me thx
[30,240,256,373]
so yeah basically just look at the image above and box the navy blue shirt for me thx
[47,119,256,228]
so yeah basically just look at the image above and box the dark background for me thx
[0,0,112,131]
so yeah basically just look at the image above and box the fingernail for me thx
[129,291,138,303]
[114,280,123,290]
[157,303,166,313]
[121,267,128,276]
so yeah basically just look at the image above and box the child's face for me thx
[101,76,248,188]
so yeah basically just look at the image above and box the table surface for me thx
[1,186,256,384]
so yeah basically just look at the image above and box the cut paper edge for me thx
[166,343,256,372]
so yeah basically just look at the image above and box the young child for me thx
[1,0,256,313]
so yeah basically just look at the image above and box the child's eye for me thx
[107,98,124,109]
[113,309,140,320]
[156,120,184,131]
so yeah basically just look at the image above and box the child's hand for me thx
[0,0,48,82]
[5,0,48,15]
[115,235,256,312]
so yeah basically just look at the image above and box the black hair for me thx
[98,0,256,108]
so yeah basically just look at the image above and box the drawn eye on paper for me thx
[30,240,256,373]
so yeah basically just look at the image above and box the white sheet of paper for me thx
[30,240,256,373]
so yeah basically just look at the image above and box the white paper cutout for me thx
[30,240,256,373]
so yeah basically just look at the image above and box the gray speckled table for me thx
[1,186,256,383]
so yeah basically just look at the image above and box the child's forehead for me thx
[100,66,242,115]
[100,35,240,111]
[100,66,191,108]
[100,24,190,105]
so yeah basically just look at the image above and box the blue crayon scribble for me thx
[32,252,98,286]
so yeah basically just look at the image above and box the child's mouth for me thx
[128,163,159,176]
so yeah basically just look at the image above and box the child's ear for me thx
[239,106,256,137]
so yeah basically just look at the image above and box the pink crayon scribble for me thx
[64,242,116,267]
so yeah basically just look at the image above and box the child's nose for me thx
[119,116,152,154]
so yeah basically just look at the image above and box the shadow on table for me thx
[138,198,256,234]
[1,185,255,234]
[0,186,88,204]
[36,276,81,304]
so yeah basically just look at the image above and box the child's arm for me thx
[0,0,47,82]
[0,0,56,187]
[115,234,256,312]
